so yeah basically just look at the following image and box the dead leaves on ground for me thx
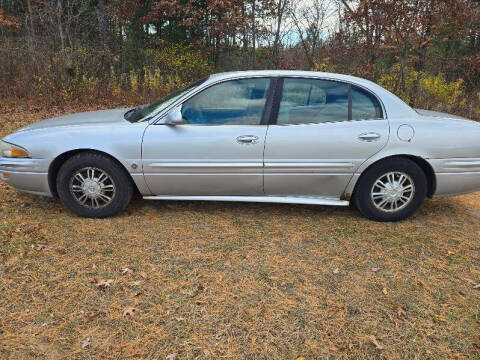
[123,306,138,317]
[366,335,385,350]
[81,336,91,349]
[121,267,133,275]
[94,279,114,289]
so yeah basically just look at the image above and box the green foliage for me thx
[378,64,469,115]
[312,58,335,73]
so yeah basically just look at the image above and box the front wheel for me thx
[56,153,133,218]
[353,158,427,222]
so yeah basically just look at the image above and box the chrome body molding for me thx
[143,195,350,206]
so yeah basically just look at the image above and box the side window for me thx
[181,78,270,125]
[351,85,383,120]
[277,78,349,125]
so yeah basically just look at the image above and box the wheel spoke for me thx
[74,173,85,183]
[402,184,413,192]
[78,194,88,205]
[375,180,387,189]
[97,172,107,183]
[372,192,384,199]
[377,198,389,209]
[99,193,112,202]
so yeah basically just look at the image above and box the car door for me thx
[142,77,272,196]
[264,77,389,198]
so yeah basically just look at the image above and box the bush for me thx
[1,43,212,107]
[378,64,476,119]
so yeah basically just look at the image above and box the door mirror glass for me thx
[164,106,183,125]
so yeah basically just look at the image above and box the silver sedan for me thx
[1,70,480,221]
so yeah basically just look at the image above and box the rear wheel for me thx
[56,153,133,218]
[353,158,427,221]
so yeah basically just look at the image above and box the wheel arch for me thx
[48,149,140,197]
[347,154,436,201]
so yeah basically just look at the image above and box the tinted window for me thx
[278,78,349,124]
[351,86,383,120]
[181,78,270,125]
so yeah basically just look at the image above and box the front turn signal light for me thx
[0,141,31,158]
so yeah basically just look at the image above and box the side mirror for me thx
[164,107,183,125]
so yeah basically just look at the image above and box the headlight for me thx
[0,141,30,158]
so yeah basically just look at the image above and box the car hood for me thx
[18,108,130,132]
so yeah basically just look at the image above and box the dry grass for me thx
[1,105,480,359]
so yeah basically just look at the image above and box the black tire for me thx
[353,158,427,222]
[56,152,133,218]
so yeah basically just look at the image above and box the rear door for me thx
[263,77,389,198]
[142,77,272,196]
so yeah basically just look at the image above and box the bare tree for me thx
[272,0,290,68]
[292,0,333,69]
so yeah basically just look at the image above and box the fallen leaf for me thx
[82,310,102,323]
[139,271,148,279]
[371,267,380,272]
[121,267,133,275]
[81,337,91,349]
[329,345,339,352]
[333,268,339,274]
[367,335,384,350]
[434,316,447,323]
[95,279,113,288]
[123,306,137,317]
[175,317,186,322]
[296,357,306,360]
[382,287,388,295]
[396,306,407,317]
[166,353,178,360]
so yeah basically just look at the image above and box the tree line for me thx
[0,0,479,119]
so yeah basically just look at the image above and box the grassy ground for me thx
[1,105,480,359]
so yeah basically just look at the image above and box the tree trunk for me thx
[251,0,256,69]
[96,0,109,48]
[56,0,65,52]
[273,0,285,68]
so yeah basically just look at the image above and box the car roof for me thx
[208,70,377,88]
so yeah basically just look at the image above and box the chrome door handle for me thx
[236,135,259,144]
[358,132,381,141]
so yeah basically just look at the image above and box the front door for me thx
[142,77,272,196]
[264,77,389,198]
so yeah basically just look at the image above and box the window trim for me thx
[154,76,274,126]
[270,76,386,125]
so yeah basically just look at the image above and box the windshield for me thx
[125,77,208,122]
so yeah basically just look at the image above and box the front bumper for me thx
[0,157,52,196]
